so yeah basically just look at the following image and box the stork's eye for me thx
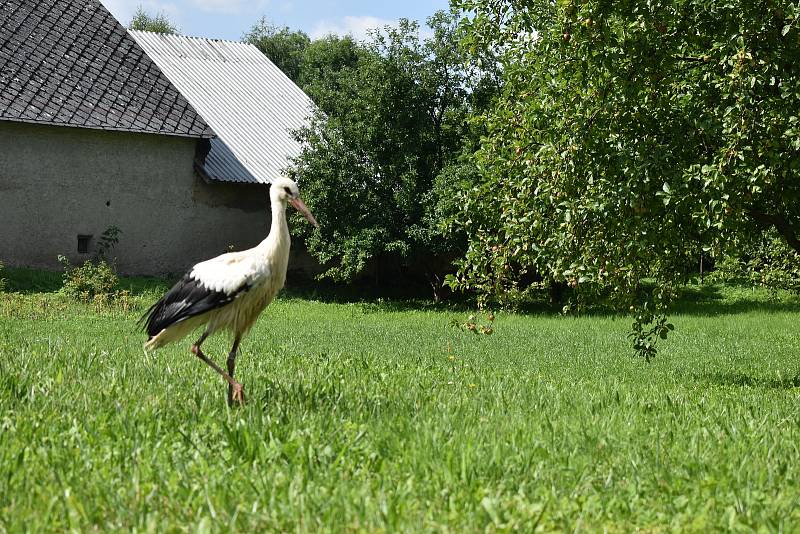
[283,186,292,196]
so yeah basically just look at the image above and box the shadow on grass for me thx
[671,284,800,316]
[4,267,171,296]
[280,276,480,313]
[281,273,582,315]
[5,266,800,318]
[694,371,800,390]
[3,268,62,293]
[534,283,800,318]
[674,300,800,316]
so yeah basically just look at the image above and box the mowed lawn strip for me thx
[1,277,799,531]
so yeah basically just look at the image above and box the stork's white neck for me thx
[259,198,290,252]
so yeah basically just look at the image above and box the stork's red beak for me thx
[289,197,319,228]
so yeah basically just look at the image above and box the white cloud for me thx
[310,15,396,41]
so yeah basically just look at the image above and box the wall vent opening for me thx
[77,235,92,254]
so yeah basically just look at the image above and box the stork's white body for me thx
[144,198,290,350]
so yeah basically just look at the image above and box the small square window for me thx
[77,235,92,254]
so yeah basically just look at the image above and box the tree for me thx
[128,6,178,34]
[288,13,482,294]
[243,18,311,83]
[449,0,800,358]
[296,35,362,107]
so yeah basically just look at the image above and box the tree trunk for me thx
[747,210,800,253]
[548,279,568,305]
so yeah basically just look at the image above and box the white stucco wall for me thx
[0,121,277,275]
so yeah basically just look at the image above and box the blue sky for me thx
[101,0,452,41]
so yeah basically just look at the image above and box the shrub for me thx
[58,256,119,302]
[58,226,125,306]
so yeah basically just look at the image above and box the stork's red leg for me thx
[190,333,245,405]
[226,337,242,406]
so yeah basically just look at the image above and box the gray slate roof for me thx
[131,31,315,184]
[0,0,213,138]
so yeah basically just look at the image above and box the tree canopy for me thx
[128,7,178,34]
[243,19,311,83]
[449,0,800,357]
[288,13,488,293]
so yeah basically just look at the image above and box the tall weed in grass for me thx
[0,261,6,293]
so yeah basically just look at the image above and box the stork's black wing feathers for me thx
[140,273,250,338]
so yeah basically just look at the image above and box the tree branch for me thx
[673,55,710,63]
[747,210,800,253]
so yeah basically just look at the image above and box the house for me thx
[0,0,314,275]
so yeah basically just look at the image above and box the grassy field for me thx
[1,269,799,532]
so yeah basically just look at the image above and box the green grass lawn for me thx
[1,270,799,532]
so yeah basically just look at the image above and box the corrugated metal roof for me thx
[0,0,213,138]
[130,31,315,184]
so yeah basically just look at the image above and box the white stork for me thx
[141,177,318,405]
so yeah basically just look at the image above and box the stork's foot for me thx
[228,382,246,406]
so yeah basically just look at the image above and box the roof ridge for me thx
[130,29,252,47]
